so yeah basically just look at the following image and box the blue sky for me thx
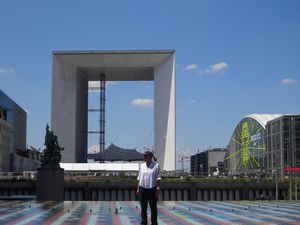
[0,1,299,169]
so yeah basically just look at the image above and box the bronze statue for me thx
[41,124,64,167]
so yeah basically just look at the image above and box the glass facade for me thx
[227,114,300,176]
[0,119,10,171]
[0,90,27,171]
[266,115,300,175]
[227,117,266,174]
[190,151,208,176]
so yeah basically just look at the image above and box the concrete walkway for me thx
[0,201,299,225]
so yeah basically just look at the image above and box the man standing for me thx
[136,151,161,225]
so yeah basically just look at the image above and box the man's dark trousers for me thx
[139,186,158,225]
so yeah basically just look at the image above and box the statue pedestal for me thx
[37,166,64,201]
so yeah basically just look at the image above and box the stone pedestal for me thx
[37,167,64,201]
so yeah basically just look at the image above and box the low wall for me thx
[0,180,289,201]
[0,180,35,197]
[63,181,288,201]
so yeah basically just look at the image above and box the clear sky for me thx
[0,0,299,169]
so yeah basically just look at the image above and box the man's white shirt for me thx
[137,161,161,189]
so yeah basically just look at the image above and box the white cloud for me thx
[131,98,154,107]
[185,64,199,71]
[88,81,100,90]
[203,62,228,74]
[281,78,296,85]
[88,81,119,92]
[0,67,15,74]
[88,144,100,154]
[188,99,196,104]
[107,81,119,86]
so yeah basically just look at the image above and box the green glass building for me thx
[226,114,282,174]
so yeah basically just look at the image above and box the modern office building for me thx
[227,114,300,176]
[0,118,11,171]
[225,114,296,174]
[190,148,227,176]
[51,50,176,171]
[0,90,27,172]
[14,147,42,171]
[266,115,300,175]
[226,114,282,174]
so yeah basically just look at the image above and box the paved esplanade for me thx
[51,50,176,171]
[0,201,299,224]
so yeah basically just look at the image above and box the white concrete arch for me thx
[51,50,175,171]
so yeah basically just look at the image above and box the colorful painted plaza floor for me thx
[0,201,299,225]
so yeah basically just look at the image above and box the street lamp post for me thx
[289,172,292,201]
[275,168,278,201]
[295,174,298,201]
